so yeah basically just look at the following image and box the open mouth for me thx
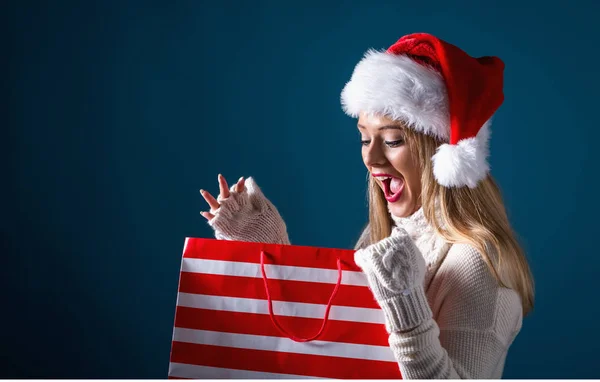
[373,174,405,203]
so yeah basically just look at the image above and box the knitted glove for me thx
[208,177,290,245]
[354,227,432,333]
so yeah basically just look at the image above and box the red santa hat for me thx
[340,32,505,188]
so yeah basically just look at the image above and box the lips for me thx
[372,173,405,203]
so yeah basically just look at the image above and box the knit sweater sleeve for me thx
[387,243,523,379]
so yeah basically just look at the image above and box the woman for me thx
[199,33,534,379]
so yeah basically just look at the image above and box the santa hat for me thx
[340,33,504,188]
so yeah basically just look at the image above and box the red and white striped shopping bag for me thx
[168,238,402,379]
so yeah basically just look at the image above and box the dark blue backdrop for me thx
[4,0,599,378]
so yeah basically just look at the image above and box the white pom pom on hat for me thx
[340,33,505,189]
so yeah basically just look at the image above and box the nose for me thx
[363,141,387,168]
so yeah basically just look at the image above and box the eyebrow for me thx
[357,124,404,131]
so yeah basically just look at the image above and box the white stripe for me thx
[168,362,318,379]
[182,237,190,256]
[173,237,190,323]
[177,293,385,324]
[173,327,396,362]
[182,257,369,287]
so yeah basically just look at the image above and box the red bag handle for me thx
[260,250,342,343]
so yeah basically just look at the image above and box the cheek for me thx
[406,171,422,195]
[406,165,422,197]
[388,149,413,174]
[390,150,421,190]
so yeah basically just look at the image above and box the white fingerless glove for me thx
[354,227,432,333]
[208,177,290,245]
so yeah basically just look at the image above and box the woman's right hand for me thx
[199,174,291,245]
[199,174,245,221]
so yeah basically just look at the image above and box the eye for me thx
[361,139,371,147]
[385,139,404,148]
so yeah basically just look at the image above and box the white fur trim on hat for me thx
[431,120,492,188]
[341,49,450,141]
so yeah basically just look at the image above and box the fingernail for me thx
[218,173,222,179]
[238,176,244,182]
[199,189,205,194]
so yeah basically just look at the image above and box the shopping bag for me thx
[168,237,402,379]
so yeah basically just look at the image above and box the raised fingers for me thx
[218,174,230,200]
[200,189,220,211]
[200,211,215,221]
[235,176,245,193]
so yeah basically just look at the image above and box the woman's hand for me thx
[354,228,430,332]
[198,174,291,245]
[199,174,245,220]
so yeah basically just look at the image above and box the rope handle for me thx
[259,250,342,343]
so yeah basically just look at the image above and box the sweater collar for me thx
[388,197,449,234]
[389,204,450,272]
[390,206,431,240]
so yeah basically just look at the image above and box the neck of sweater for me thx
[390,207,431,241]
[390,206,449,269]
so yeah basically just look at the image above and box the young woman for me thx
[199,32,534,379]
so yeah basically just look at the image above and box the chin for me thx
[388,202,415,218]
[387,191,420,218]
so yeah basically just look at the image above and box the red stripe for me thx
[170,341,402,379]
[178,272,379,309]
[174,306,389,346]
[184,238,361,271]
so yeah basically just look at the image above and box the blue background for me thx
[4,0,599,378]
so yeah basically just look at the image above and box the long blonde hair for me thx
[356,127,535,316]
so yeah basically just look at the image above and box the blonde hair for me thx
[356,127,535,316]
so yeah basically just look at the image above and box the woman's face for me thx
[358,112,422,218]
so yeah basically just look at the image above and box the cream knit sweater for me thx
[208,177,523,379]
